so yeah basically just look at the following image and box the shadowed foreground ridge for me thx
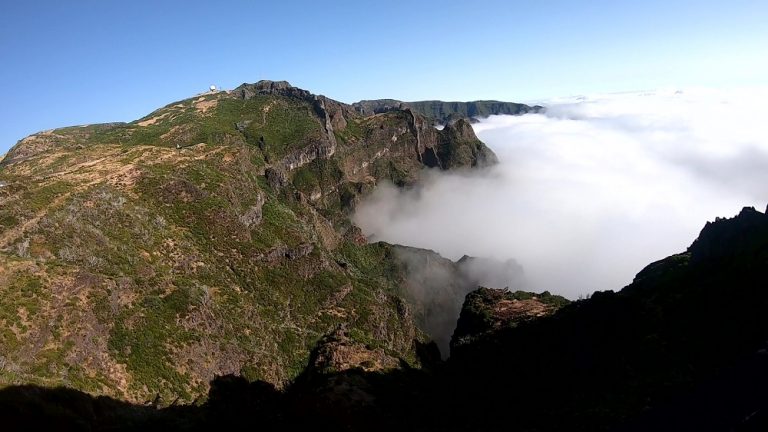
[2,206,768,431]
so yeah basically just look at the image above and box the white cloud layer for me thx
[354,88,768,298]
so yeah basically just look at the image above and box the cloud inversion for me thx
[354,88,768,299]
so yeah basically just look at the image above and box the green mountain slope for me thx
[0,80,496,403]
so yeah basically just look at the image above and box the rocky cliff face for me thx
[0,81,497,403]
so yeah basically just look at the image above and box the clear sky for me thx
[1,0,767,154]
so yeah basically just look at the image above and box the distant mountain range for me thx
[352,99,543,124]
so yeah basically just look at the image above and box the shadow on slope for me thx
[2,206,768,432]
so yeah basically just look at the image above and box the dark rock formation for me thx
[232,80,296,98]
[687,206,768,264]
[306,327,401,375]
[450,287,568,353]
[264,166,289,189]
[436,118,498,168]
[445,205,768,431]
[397,109,497,169]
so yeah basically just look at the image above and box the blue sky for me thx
[1,0,767,154]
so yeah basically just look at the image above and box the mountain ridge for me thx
[0,80,509,403]
[352,98,544,124]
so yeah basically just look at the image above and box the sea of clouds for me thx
[354,88,768,298]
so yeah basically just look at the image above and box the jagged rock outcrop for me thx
[232,80,298,98]
[436,118,498,168]
[449,287,568,353]
[307,327,402,375]
[395,109,497,169]
[687,206,768,264]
